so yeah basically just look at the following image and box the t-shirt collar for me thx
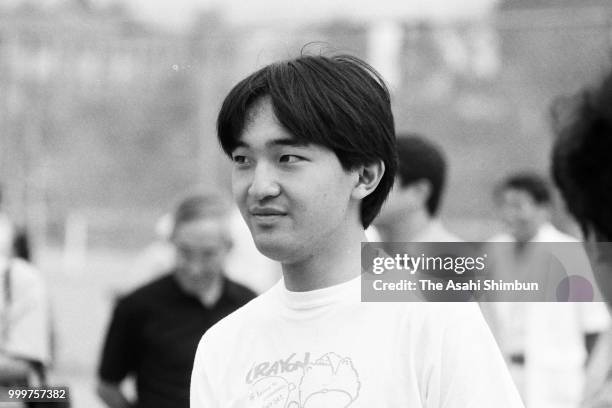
[276,275,361,310]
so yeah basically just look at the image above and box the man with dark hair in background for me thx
[190,53,522,407]
[377,134,462,242]
[551,70,612,407]
[491,172,575,244]
[97,193,255,408]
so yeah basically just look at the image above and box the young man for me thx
[377,134,462,242]
[97,193,255,408]
[491,172,576,244]
[551,70,612,407]
[191,54,522,407]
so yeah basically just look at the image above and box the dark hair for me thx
[13,227,31,261]
[172,192,230,231]
[217,54,397,228]
[395,134,447,216]
[495,172,552,205]
[551,72,612,241]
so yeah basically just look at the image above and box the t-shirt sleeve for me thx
[190,334,219,408]
[98,298,139,383]
[426,303,524,408]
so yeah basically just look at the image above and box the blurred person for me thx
[550,70,612,407]
[488,172,609,408]
[97,193,255,408]
[376,133,462,242]
[0,187,31,262]
[0,217,51,406]
[123,206,282,296]
[491,172,575,244]
[190,53,523,407]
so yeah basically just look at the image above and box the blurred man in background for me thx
[488,172,609,408]
[491,172,576,244]
[122,205,280,296]
[551,70,612,407]
[97,193,255,408]
[377,134,462,242]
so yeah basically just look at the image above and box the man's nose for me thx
[248,162,281,200]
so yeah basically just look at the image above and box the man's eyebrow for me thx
[233,137,311,150]
[267,138,310,148]
[233,140,248,150]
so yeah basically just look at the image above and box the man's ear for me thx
[352,160,385,200]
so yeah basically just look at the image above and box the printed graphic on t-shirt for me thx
[246,352,360,407]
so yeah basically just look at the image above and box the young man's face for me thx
[497,188,548,243]
[231,98,359,263]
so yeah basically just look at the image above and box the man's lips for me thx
[249,207,287,216]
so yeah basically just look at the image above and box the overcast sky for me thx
[4,0,499,30]
[128,0,499,30]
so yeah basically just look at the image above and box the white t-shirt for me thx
[191,276,523,408]
[487,223,610,408]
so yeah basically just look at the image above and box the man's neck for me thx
[514,221,547,244]
[281,221,366,292]
[175,273,224,307]
[198,276,224,308]
[386,208,432,242]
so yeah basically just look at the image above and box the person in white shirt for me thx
[190,53,523,408]
[488,172,609,408]
[0,216,50,397]
[490,172,577,244]
[376,134,462,243]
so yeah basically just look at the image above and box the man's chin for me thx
[253,236,295,262]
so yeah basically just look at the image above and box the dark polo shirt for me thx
[98,274,255,408]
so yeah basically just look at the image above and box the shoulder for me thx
[392,302,487,339]
[432,221,464,242]
[536,223,579,242]
[200,285,276,347]
[8,258,41,280]
[224,278,257,306]
[439,227,464,243]
[424,301,484,321]
[406,301,484,323]
[487,232,514,242]
[125,273,176,299]
[8,259,45,295]
[114,274,175,312]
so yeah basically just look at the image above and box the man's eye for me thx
[232,155,249,164]
[279,155,302,163]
